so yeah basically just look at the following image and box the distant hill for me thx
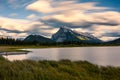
[108,38,120,44]
[52,26,102,43]
[24,34,54,43]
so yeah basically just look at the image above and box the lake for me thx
[3,47,120,66]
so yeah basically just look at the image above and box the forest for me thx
[0,38,120,46]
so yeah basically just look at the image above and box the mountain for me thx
[52,26,102,43]
[108,38,120,44]
[24,34,54,43]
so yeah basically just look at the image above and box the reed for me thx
[0,56,120,80]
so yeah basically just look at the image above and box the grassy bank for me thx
[0,56,120,80]
[0,45,53,52]
[0,46,52,52]
[0,46,30,52]
[0,45,120,52]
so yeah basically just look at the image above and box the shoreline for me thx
[0,45,120,52]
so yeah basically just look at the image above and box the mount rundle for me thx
[24,26,102,43]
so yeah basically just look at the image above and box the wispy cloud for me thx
[0,16,56,38]
[8,0,35,9]
[26,0,108,14]
[26,14,37,20]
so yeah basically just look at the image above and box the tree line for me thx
[0,37,119,46]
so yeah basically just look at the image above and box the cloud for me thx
[99,37,119,41]
[90,25,120,41]
[26,0,53,13]
[28,0,119,28]
[0,16,30,32]
[27,14,37,19]
[8,0,34,8]
[41,11,120,27]
[0,16,56,38]
[104,32,120,37]
[26,0,108,14]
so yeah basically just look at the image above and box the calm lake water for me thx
[3,47,120,66]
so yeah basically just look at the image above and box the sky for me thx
[0,0,120,41]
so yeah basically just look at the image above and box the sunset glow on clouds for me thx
[0,0,120,41]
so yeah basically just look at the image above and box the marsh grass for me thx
[0,56,120,80]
